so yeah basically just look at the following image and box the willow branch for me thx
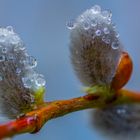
[0,89,140,139]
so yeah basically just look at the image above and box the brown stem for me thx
[0,89,140,139]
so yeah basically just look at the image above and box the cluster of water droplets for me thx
[0,26,46,92]
[67,5,120,50]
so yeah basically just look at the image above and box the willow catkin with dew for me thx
[0,26,46,119]
[68,5,123,87]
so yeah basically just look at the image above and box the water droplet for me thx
[112,41,119,49]
[14,44,25,52]
[101,10,112,19]
[23,56,37,69]
[10,36,21,45]
[8,54,14,60]
[102,36,106,42]
[105,38,110,44]
[35,74,46,87]
[83,22,90,30]
[2,47,7,53]
[112,23,116,29]
[0,74,3,81]
[115,32,120,38]
[6,26,14,32]
[66,20,76,30]
[95,30,101,36]
[106,19,111,25]
[0,35,6,42]
[91,5,101,14]
[102,36,111,44]
[19,45,26,51]
[28,56,37,68]
[91,19,97,27]
[14,46,19,52]
[16,68,21,75]
[22,77,33,88]
[103,27,110,34]
[0,55,5,62]
[79,15,84,21]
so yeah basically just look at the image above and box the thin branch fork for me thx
[0,89,140,139]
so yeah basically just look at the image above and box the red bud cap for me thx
[111,52,133,90]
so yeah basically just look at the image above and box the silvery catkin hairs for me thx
[0,26,46,119]
[68,5,123,87]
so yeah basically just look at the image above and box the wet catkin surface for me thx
[0,27,46,119]
[69,5,123,87]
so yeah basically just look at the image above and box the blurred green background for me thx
[0,0,139,140]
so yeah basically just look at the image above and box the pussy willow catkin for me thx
[0,26,46,119]
[93,104,140,139]
[68,5,123,87]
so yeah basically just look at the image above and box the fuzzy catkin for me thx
[69,5,123,87]
[93,104,140,140]
[0,27,46,119]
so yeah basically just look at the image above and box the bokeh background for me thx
[0,0,139,140]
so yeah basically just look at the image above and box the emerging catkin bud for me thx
[68,5,124,87]
[0,26,46,119]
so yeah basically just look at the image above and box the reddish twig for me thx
[0,89,140,139]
